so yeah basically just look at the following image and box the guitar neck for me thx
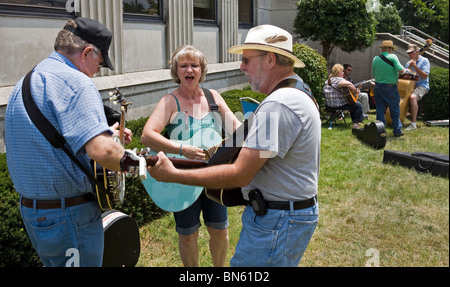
[119,110,126,145]
[145,155,208,169]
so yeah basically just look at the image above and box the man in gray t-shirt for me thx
[149,25,321,267]
[242,74,320,202]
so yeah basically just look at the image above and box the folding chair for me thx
[323,105,347,126]
[239,97,260,119]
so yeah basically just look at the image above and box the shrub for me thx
[0,154,42,267]
[221,87,266,114]
[292,43,329,115]
[420,67,449,120]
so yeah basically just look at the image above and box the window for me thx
[238,0,253,28]
[0,0,72,17]
[0,1,163,22]
[123,0,162,23]
[123,0,160,16]
[194,0,216,22]
[0,0,66,8]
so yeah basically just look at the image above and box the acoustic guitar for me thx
[341,79,374,105]
[204,116,252,207]
[140,127,223,212]
[93,87,132,211]
[120,118,252,209]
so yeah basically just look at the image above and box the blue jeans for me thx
[339,102,364,123]
[374,83,403,135]
[20,197,104,267]
[230,203,319,267]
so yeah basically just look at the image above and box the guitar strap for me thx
[269,78,319,111]
[202,87,226,136]
[202,88,219,112]
[21,68,108,194]
[379,54,395,68]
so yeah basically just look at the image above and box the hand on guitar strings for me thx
[147,151,178,183]
[110,122,133,145]
[181,144,207,160]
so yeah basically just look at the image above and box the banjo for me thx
[93,87,132,211]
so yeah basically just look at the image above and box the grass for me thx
[136,112,449,267]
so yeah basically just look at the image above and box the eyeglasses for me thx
[241,53,267,65]
[92,49,105,68]
[346,69,352,72]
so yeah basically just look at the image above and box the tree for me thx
[381,0,449,43]
[375,5,403,34]
[294,0,377,65]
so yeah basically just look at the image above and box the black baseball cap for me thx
[64,17,114,70]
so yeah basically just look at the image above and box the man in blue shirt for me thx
[404,44,431,131]
[5,18,132,267]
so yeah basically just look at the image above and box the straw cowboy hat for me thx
[378,40,397,50]
[228,25,305,68]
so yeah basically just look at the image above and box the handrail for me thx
[402,26,449,59]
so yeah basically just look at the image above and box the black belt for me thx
[21,193,95,210]
[247,195,318,211]
[265,195,317,210]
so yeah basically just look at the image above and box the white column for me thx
[79,0,124,76]
[219,0,239,62]
[165,0,194,65]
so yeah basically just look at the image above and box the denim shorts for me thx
[173,192,229,235]
[20,197,104,267]
[230,203,319,267]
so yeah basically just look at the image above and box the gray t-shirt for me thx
[242,75,321,202]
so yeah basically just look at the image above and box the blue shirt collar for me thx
[48,51,79,71]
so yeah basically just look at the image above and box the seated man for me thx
[323,64,364,129]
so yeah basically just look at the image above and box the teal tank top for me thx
[165,93,223,142]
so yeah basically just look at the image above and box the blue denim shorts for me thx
[230,203,319,267]
[173,192,229,235]
[20,197,104,267]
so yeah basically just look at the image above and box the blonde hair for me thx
[170,45,208,84]
[329,64,344,78]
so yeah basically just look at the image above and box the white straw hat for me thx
[228,25,305,68]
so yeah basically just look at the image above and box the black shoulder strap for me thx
[379,54,395,68]
[202,87,226,136]
[202,88,219,112]
[22,69,66,149]
[21,68,107,193]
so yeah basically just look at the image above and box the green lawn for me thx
[136,113,449,267]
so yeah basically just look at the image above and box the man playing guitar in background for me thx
[343,64,371,119]
[403,44,431,131]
